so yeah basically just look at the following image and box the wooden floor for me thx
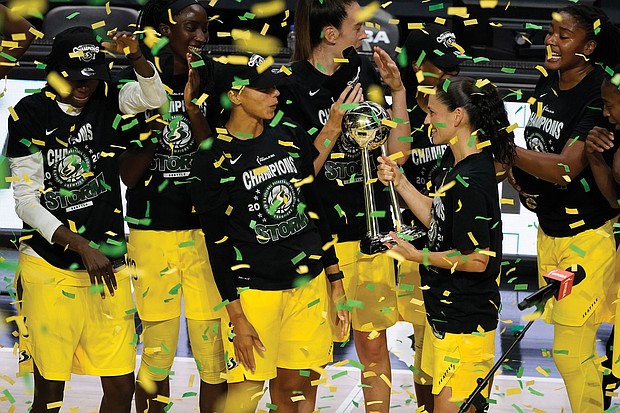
[1,322,617,413]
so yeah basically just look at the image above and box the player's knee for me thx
[139,351,174,382]
[354,331,388,361]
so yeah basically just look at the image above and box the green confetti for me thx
[568,136,580,147]
[190,59,205,68]
[580,178,590,192]
[158,179,169,192]
[151,37,170,56]
[370,210,386,218]
[62,290,76,299]
[291,251,307,265]
[442,78,451,93]
[265,403,278,410]
[307,298,320,308]
[233,246,243,261]
[415,50,426,68]
[88,241,100,249]
[122,118,139,131]
[443,356,460,364]
[89,284,104,295]
[142,287,150,298]
[179,240,195,248]
[428,3,444,12]
[339,102,359,110]
[269,110,284,127]
[456,174,469,187]
[214,299,230,312]
[182,392,198,398]
[569,244,586,258]
[112,114,122,129]
[2,389,15,404]
[349,360,365,371]
[501,67,516,74]
[514,284,528,291]
[125,307,137,315]
[331,371,348,380]
[299,370,311,377]
[169,283,182,295]
[307,127,318,136]
[525,23,543,30]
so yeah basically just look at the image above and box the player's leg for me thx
[100,373,135,413]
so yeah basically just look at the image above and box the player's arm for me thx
[585,126,620,208]
[373,47,410,165]
[0,4,36,78]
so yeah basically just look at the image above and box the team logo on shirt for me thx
[261,179,296,220]
[51,147,92,189]
[161,115,194,155]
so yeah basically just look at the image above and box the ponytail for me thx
[436,77,516,165]
[293,0,355,62]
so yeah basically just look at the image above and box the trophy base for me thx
[360,225,426,255]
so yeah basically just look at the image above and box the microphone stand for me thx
[458,306,541,413]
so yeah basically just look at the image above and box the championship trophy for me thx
[341,101,426,255]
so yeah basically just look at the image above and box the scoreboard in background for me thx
[0,79,538,257]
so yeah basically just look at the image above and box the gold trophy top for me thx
[341,101,391,151]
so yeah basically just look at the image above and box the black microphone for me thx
[518,266,586,311]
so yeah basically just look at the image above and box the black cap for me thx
[402,24,463,72]
[227,54,282,91]
[47,26,110,82]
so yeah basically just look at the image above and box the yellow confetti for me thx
[536,102,543,117]
[447,7,469,18]
[47,71,71,98]
[105,2,111,14]
[260,23,270,36]
[456,199,462,212]
[569,220,585,229]
[475,78,491,88]
[480,0,498,8]
[231,264,251,271]
[251,0,286,18]
[500,198,514,205]
[434,17,446,25]
[479,250,497,257]
[464,19,478,26]
[8,106,18,121]
[47,402,63,409]
[167,8,177,24]
[91,20,106,29]
[506,387,522,395]
[535,65,548,77]
[408,23,424,30]
[1,40,19,48]
[476,140,491,149]
[536,366,550,377]
[565,208,578,215]
[467,232,478,246]
[381,118,397,128]
[257,55,275,74]
[356,1,381,22]
[11,33,26,41]
[28,27,44,39]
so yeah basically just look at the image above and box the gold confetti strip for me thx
[479,250,497,257]
[251,0,286,18]
[408,23,424,30]
[12,33,26,41]
[480,0,498,8]
[356,1,381,22]
[467,232,478,246]
[500,198,514,205]
[435,17,446,25]
[535,65,548,77]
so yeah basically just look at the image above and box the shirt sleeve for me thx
[9,152,63,243]
[451,178,492,255]
[118,61,168,115]
[189,148,238,302]
[572,96,605,141]
[293,125,339,268]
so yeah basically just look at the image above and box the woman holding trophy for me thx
[277,0,411,411]
[377,77,516,412]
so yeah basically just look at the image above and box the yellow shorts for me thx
[421,320,495,400]
[537,220,617,326]
[18,253,136,381]
[223,273,333,383]
[397,260,426,326]
[128,229,223,321]
[336,241,398,332]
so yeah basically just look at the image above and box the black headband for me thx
[169,0,201,16]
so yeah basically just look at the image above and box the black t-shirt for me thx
[189,122,339,302]
[421,150,501,334]
[512,67,618,237]
[119,56,224,230]
[6,86,137,269]
[277,58,393,242]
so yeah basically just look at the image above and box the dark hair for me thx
[293,0,356,62]
[435,77,516,166]
[136,0,208,85]
[602,63,620,92]
[559,5,620,68]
